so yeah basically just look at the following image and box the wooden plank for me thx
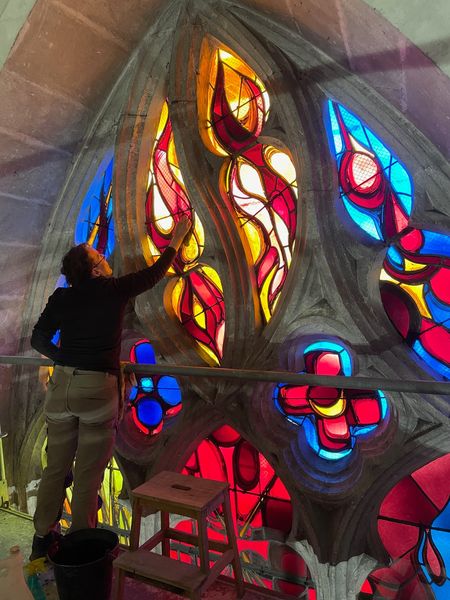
[167,527,229,553]
[132,471,228,513]
[202,550,235,589]
[114,550,206,592]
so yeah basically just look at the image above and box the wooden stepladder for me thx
[113,470,244,600]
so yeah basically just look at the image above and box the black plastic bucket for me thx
[48,528,119,600]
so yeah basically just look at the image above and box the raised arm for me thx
[115,216,191,298]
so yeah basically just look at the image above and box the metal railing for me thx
[0,355,449,395]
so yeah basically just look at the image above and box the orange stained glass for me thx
[198,40,270,157]
[198,40,298,324]
[146,100,205,274]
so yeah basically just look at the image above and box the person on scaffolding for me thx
[29,216,191,560]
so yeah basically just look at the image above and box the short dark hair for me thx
[61,244,92,287]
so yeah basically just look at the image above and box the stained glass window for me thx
[47,153,116,355]
[198,41,298,323]
[326,100,413,242]
[360,453,450,599]
[176,425,315,598]
[75,151,115,257]
[145,101,225,365]
[274,341,388,460]
[381,228,450,380]
[127,338,182,436]
[326,100,450,380]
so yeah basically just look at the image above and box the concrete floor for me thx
[0,509,270,600]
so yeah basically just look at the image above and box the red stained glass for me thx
[430,267,450,303]
[351,397,381,424]
[381,227,450,379]
[172,267,225,364]
[198,42,298,324]
[362,454,450,599]
[145,101,226,365]
[176,426,314,595]
[329,100,412,242]
[228,145,297,321]
[146,103,200,274]
[211,59,265,153]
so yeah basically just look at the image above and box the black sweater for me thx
[31,248,176,374]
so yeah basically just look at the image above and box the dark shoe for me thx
[29,530,61,561]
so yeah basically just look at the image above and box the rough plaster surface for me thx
[0,0,35,69]
[364,0,450,78]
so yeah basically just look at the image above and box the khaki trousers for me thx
[34,365,119,536]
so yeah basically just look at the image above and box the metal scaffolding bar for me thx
[0,355,449,395]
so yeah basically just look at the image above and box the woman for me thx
[30,217,190,560]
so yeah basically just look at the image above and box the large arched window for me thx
[20,2,450,599]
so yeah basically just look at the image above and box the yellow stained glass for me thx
[310,396,346,418]
[381,269,431,318]
[168,134,185,187]
[180,214,204,265]
[157,100,169,138]
[197,340,220,366]
[171,278,184,319]
[349,134,376,158]
[260,263,278,323]
[201,265,223,291]
[400,282,431,318]
[193,294,207,329]
[241,219,263,263]
[404,258,428,272]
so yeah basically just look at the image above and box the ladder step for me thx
[114,550,207,593]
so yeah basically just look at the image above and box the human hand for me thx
[38,366,50,392]
[169,215,192,251]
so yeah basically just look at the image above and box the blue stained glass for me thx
[338,105,366,144]
[379,391,388,419]
[129,386,138,401]
[342,197,383,241]
[412,340,450,379]
[326,100,414,241]
[396,193,413,216]
[327,102,342,154]
[158,376,181,406]
[304,341,353,375]
[303,419,352,461]
[420,230,450,259]
[140,377,154,392]
[134,341,156,365]
[353,424,376,436]
[386,246,404,269]
[364,130,392,171]
[418,501,450,598]
[389,161,412,201]
[74,151,115,257]
[51,330,60,346]
[136,398,163,427]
